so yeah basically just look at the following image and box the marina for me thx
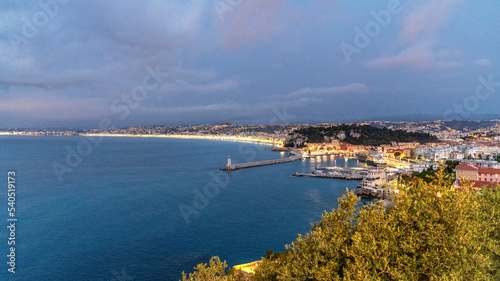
[292,164,391,199]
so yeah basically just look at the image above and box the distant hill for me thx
[443,120,499,132]
[284,124,438,147]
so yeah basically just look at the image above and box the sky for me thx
[0,0,499,129]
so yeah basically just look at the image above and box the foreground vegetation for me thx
[181,170,500,280]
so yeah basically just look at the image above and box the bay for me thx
[0,136,371,280]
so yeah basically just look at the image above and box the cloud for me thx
[473,58,492,67]
[0,0,497,128]
[163,78,238,94]
[0,69,103,89]
[262,98,323,110]
[157,68,239,95]
[365,0,464,70]
[0,95,108,120]
[287,83,371,98]
[87,0,206,50]
[147,97,319,116]
[365,40,463,70]
[148,102,243,114]
[399,0,463,43]
[215,0,287,48]
[138,96,321,123]
[173,68,218,81]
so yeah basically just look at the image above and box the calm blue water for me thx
[0,136,371,280]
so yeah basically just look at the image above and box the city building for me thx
[456,163,500,188]
[358,168,386,189]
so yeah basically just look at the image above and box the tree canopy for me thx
[181,170,500,280]
[284,124,438,147]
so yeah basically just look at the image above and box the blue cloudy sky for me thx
[0,0,499,128]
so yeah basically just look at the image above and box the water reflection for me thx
[301,154,368,173]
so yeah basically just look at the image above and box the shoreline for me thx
[0,132,283,146]
[233,260,262,274]
[84,133,283,146]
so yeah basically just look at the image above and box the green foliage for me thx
[284,124,438,147]
[183,171,500,280]
[411,167,438,183]
[256,190,359,280]
[394,152,401,157]
[443,160,460,173]
[181,256,230,281]
[410,163,459,183]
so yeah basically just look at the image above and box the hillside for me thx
[284,124,438,147]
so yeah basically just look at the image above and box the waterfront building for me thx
[358,168,386,189]
[456,163,500,188]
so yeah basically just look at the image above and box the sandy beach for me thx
[83,133,283,146]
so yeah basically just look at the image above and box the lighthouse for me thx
[226,156,231,167]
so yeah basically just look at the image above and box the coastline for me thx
[84,133,283,145]
[233,260,261,274]
[0,132,283,146]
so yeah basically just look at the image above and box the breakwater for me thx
[292,172,364,180]
[222,155,302,171]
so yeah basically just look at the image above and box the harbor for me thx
[292,161,393,199]
[222,147,400,200]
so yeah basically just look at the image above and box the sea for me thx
[0,136,372,281]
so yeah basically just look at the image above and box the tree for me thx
[254,174,499,280]
[256,190,359,280]
[394,152,401,157]
[183,172,500,280]
[343,172,498,280]
[181,257,230,281]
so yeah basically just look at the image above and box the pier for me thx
[293,166,370,180]
[292,172,364,180]
[221,154,302,171]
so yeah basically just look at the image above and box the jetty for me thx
[293,167,370,180]
[221,153,302,171]
[292,172,364,180]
